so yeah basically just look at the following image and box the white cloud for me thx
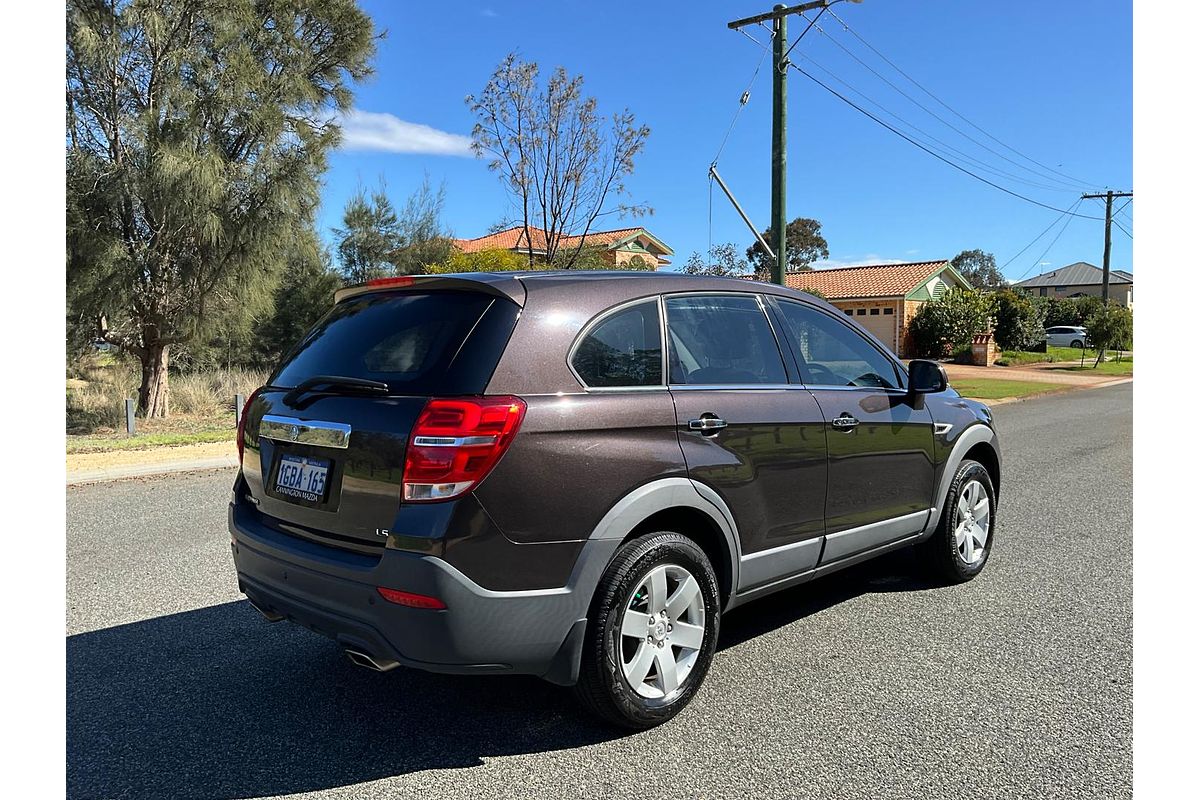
[480,8,499,17]
[338,109,473,156]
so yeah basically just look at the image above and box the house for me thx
[784,260,972,357]
[1014,261,1133,308]
[452,225,673,268]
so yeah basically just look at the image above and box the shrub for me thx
[1044,295,1104,328]
[1083,301,1133,356]
[991,289,1048,351]
[907,288,992,358]
[427,247,530,273]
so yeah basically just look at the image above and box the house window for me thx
[844,309,854,316]
[856,309,866,316]
[1039,287,1048,297]
[869,308,880,315]
[883,307,894,315]
[1055,286,1066,291]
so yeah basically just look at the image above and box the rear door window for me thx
[571,299,663,387]
[665,294,787,385]
[774,299,901,389]
[270,290,498,392]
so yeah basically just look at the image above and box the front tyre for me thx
[574,532,721,729]
[921,459,996,583]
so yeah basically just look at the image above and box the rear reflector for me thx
[237,388,261,464]
[376,586,447,610]
[403,396,526,502]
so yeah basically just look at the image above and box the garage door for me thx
[858,309,898,353]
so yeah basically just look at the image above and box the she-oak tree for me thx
[67,0,375,416]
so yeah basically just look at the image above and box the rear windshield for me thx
[270,290,497,392]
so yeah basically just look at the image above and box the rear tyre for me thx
[920,459,996,584]
[574,532,721,729]
[1070,339,1084,348]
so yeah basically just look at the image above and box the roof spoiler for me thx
[333,274,527,306]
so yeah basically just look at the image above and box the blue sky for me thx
[318,0,1132,281]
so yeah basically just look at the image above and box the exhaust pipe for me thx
[344,648,401,672]
[246,597,284,623]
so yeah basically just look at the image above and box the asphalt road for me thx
[66,383,1132,800]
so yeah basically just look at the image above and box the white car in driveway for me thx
[1045,326,1089,348]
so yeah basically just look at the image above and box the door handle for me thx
[830,414,859,431]
[688,417,728,433]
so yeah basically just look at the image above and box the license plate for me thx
[274,454,330,503]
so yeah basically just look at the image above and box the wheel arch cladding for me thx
[625,507,734,608]
[964,441,1001,500]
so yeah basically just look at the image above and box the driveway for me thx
[66,384,1132,799]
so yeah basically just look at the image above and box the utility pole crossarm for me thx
[727,0,832,30]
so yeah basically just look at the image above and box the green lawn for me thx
[66,428,236,454]
[998,346,1132,367]
[951,378,1070,401]
[1047,359,1134,376]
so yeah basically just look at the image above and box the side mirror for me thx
[908,359,948,394]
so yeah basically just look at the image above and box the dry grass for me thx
[66,353,267,437]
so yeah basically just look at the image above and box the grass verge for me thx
[66,429,236,454]
[951,378,1071,401]
[1047,360,1134,376]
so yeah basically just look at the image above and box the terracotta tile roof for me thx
[784,260,952,299]
[453,226,669,257]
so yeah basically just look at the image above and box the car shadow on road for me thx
[67,549,939,799]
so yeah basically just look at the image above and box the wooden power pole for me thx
[1081,190,1132,303]
[727,1,862,285]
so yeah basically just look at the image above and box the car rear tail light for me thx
[237,388,261,464]
[402,396,526,502]
[376,586,447,610]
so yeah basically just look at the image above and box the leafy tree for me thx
[1083,301,1133,365]
[391,174,455,275]
[1044,294,1104,328]
[681,243,752,278]
[427,248,529,273]
[66,0,375,416]
[249,236,342,368]
[990,289,1048,351]
[951,249,1007,291]
[467,53,650,268]
[746,217,829,275]
[908,288,992,358]
[334,182,403,283]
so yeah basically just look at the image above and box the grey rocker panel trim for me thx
[821,508,932,563]
[921,423,999,540]
[738,537,823,592]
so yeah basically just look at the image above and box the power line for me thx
[796,51,1081,193]
[1112,217,1132,239]
[1114,197,1133,217]
[1017,199,1081,280]
[1000,199,1080,271]
[825,7,1098,190]
[786,62,1106,220]
[810,17,1088,193]
[712,34,773,166]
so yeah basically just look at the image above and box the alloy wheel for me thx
[618,564,706,701]
[955,479,991,565]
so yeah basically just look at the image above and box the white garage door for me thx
[851,308,898,353]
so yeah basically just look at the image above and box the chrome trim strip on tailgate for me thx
[259,415,352,449]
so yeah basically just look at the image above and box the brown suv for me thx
[229,271,1000,728]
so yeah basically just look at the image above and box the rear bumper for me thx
[228,498,616,684]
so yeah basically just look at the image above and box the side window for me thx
[571,300,663,387]
[665,294,787,385]
[774,300,901,389]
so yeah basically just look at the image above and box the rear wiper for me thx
[283,375,390,405]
